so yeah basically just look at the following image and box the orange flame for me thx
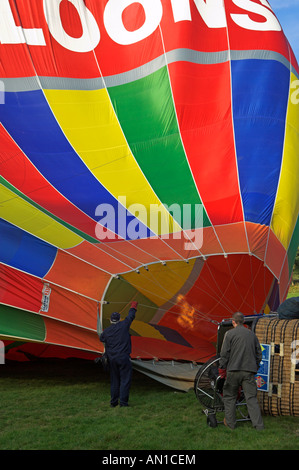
[176,294,196,329]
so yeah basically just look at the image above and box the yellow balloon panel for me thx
[122,259,198,307]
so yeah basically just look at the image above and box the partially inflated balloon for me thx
[0,0,298,364]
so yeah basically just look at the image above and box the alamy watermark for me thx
[291,340,299,366]
[291,79,299,105]
[0,80,5,104]
[95,196,203,250]
[0,341,5,364]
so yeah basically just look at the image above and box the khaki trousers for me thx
[222,371,264,429]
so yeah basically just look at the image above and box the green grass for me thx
[1,286,299,451]
[288,283,299,298]
[0,359,298,451]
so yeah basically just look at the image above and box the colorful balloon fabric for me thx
[0,0,298,363]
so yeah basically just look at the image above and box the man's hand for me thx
[131,301,138,309]
[218,368,227,379]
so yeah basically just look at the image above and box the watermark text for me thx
[95,197,203,250]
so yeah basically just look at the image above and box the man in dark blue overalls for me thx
[100,301,138,407]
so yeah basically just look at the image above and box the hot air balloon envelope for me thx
[0,1,298,377]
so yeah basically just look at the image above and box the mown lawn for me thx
[1,286,298,452]
[0,359,298,451]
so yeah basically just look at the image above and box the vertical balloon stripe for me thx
[43,87,180,235]
[287,216,299,277]
[44,317,100,352]
[46,284,98,330]
[0,263,44,314]
[0,125,102,243]
[0,262,98,330]
[0,304,46,342]
[45,249,111,300]
[0,219,57,278]
[0,173,100,244]
[271,71,299,249]
[0,91,150,239]
[265,230,287,281]
[0,217,111,300]
[167,60,243,225]
[0,182,83,249]
[231,59,290,225]
[66,241,137,274]
[108,67,210,228]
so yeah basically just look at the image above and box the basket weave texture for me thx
[255,317,299,416]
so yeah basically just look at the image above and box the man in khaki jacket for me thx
[219,311,264,430]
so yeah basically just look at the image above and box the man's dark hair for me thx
[232,311,244,325]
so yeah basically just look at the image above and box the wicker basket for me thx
[255,316,299,416]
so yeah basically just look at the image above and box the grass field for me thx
[0,286,298,451]
[0,359,299,451]
[287,283,299,298]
